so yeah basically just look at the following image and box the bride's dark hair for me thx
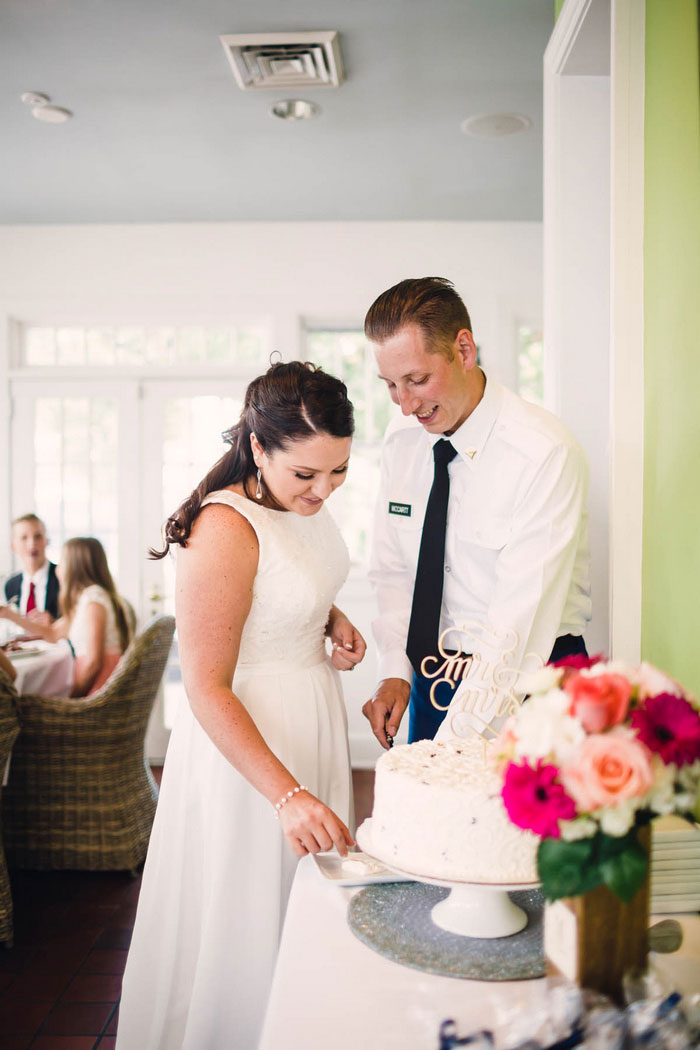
[150,360,354,558]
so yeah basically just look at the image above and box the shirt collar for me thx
[428,371,502,465]
[28,561,50,587]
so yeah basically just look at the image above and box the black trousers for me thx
[407,633,588,743]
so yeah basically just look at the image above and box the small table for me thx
[6,639,74,697]
[259,856,700,1050]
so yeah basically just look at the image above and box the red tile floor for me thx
[0,768,374,1049]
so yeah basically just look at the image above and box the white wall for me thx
[0,220,543,766]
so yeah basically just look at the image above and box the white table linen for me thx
[7,639,74,697]
[259,856,548,1050]
[260,856,700,1050]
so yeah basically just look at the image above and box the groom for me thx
[362,277,591,747]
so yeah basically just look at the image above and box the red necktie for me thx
[26,581,36,613]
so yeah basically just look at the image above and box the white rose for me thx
[518,665,562,696]
[598,800,636,837]
[513,689,585,762]
[635,661,684,700]
[560,817,598,842]
[645,756,676,814]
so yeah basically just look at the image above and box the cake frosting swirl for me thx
[362,736,538,883]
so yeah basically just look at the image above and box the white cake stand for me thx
[356,820,539,940]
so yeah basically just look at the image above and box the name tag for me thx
[388,502,411,517]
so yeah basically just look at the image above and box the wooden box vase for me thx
[543,826,651,1004]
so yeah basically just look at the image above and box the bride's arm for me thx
[177,504,353,858]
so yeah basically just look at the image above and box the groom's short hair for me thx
[364,277,472,359]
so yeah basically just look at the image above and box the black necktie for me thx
[406,439,459,674]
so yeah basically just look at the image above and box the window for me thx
[20,324,269,369]
[306,329,396,564]
[32,396,120,572]
[517,326,544,406]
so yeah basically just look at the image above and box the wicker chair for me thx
[2,615,175,872]
[0,671,20,943]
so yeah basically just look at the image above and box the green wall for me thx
[642,0,700,694]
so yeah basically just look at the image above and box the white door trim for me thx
[543,0,645,661]
[609,0,645,662]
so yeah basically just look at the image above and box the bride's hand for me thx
[278,791,354,859]
[327,610,366,672]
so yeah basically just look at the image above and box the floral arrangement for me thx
[495,655,700,902]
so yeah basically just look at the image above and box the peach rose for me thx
[561,729,654,812]
[564,672,631,733]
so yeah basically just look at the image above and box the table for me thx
[259,856,700,1050]
[6,639,74,697]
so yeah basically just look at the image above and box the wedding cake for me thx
[362,736,538,883]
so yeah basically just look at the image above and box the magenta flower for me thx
[552,652,604,671]
[630,692,700,767]
[502,760,577,839]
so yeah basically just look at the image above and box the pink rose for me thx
[564,672,632,733]
[560,729,654,812]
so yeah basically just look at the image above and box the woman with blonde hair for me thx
[0,536,131,697]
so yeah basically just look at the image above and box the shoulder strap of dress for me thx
[200,489,263,535]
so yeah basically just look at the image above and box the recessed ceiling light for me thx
[460,113,532,138]
[31,105,72,124]
[21,91,50,107]
[269,99,320,121]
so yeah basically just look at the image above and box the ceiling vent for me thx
[220,31,344,91]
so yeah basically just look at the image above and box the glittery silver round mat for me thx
[347,882,545,980]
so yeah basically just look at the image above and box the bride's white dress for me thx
[116,490,353,1050]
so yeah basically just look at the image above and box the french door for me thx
[10,376,249,759]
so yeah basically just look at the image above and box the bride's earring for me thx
[255,468,263,500]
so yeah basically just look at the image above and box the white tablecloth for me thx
[260,856,700,1050]
[259,856,548,1050]
[7,639,74,697]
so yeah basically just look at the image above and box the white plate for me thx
[5,646,43,660]
[313,851,413,887]
[356,819,540,891]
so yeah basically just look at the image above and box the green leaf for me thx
[537,837,602,900]
[600,841,648,902]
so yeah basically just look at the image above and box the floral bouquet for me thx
[495,655,700,902]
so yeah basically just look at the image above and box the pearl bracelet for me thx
[273,785,308,818]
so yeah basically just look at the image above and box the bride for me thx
[117,361,366,1049]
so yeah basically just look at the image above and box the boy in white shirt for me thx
[4,513,60,623]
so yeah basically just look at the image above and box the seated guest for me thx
[0,537,131,697]
[0,648,17,683]
[4,513,60,622]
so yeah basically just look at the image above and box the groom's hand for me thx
[362,678,411,749]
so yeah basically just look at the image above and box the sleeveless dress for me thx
[69,584,125,695]
[116,490,353,1050]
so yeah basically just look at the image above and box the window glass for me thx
[19,324,269,368]
[32,396,119,573]
[517,327,544,406]
[306,329,396,564]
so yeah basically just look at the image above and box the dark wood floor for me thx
[0,768,375,1049]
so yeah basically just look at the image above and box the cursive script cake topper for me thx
[421,623,544,741]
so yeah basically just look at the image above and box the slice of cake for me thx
[361,736,538,883]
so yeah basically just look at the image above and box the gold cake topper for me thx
[420,623,544,741]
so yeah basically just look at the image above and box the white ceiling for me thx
[1,0,554,224]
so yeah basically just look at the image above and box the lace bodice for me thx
[200,489,350,668]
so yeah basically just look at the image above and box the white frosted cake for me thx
[362,737,538,883]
